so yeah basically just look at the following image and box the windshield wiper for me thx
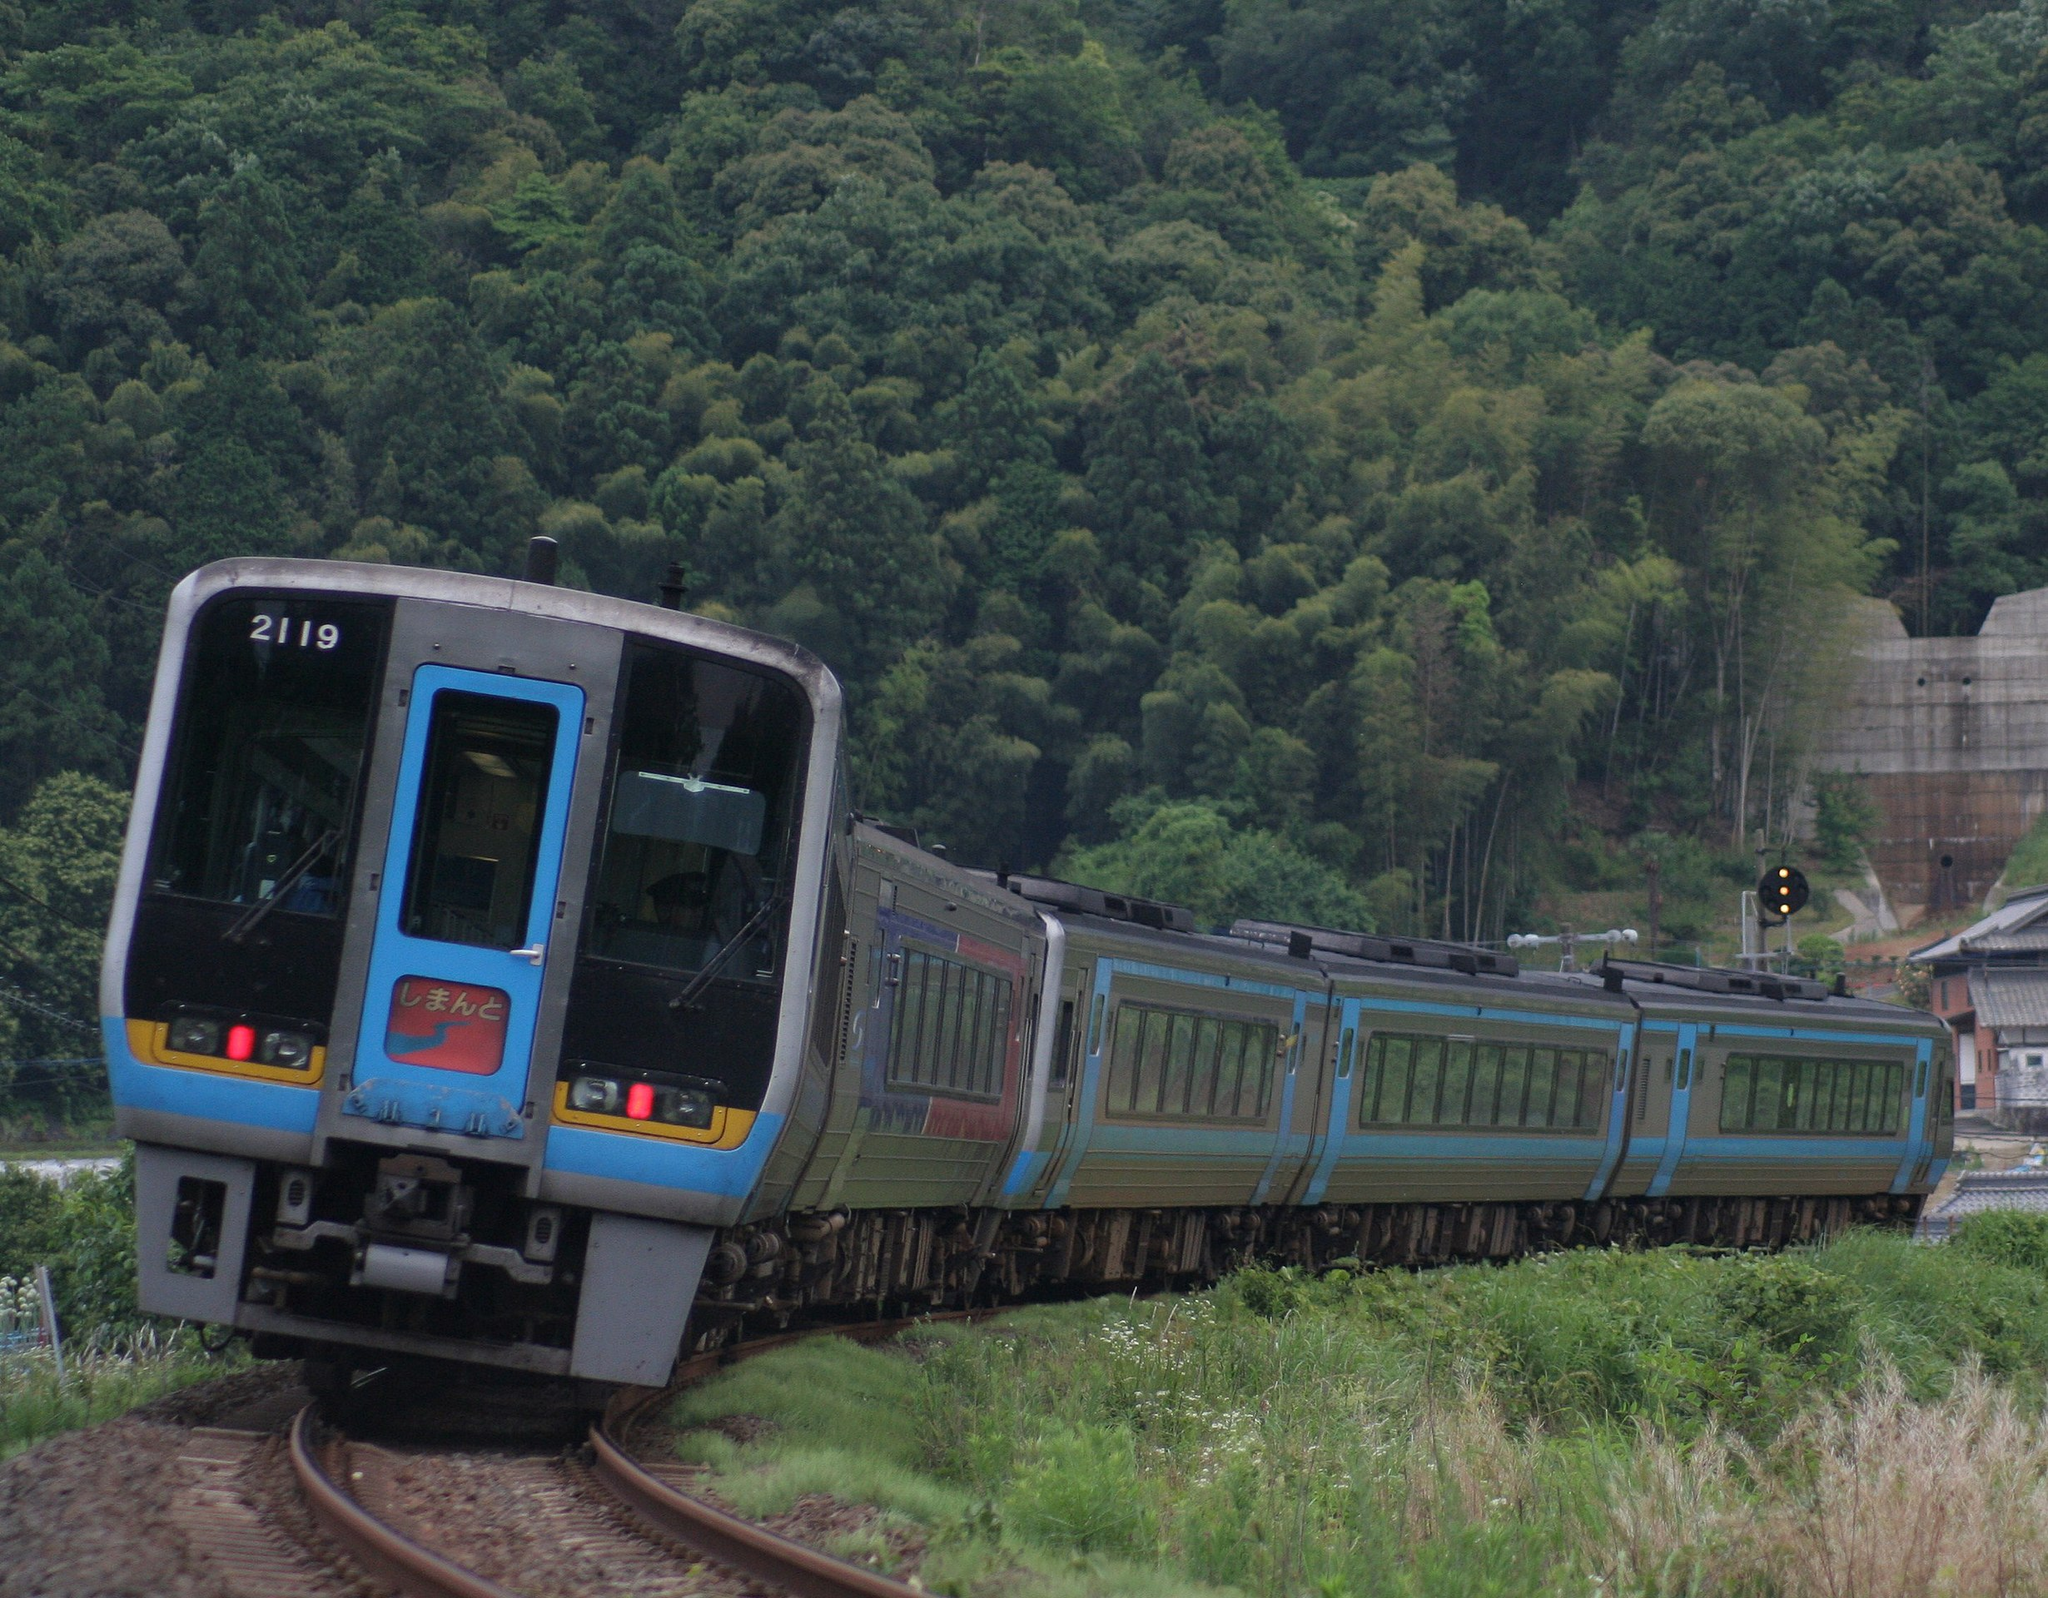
[223,828,340,945]
[669,892,788,1012]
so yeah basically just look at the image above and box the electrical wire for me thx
[0,983,96,1035]
[0,873,102,933]
[0,1058,104,1083]
[1,683,142,762]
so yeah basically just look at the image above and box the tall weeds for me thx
[1737,1362,2048,1598]
[0,1325,233,1458]
[664,1233,2048,1598]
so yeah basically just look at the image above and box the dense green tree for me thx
[1215,0,1473,176]
[0,547,121,817]
[1083,350,1214,582]
[0,771,125,1079]
[771,378,952,675]
[335,298,513,555]
[10,0,2048,985]
[190,163,310,361]
[1060,796,1375,929]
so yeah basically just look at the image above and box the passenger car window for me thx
[1357,1033,1605,1131]
[1102,1002,1277,1121]
[885,944,1011,1099]
[1719,1054,1904,1134]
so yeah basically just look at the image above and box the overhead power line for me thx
[0,873,103,933]
[0,982,96,1035]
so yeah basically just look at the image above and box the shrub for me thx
[1002,1420,1156,1554]
[1951,1210,2048,1275]
[0,1156,139,1341]
[1713,1252,1854,1359]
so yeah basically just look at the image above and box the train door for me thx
[314,605,618,1169]
[1251,988,1317,1204]
[1647,1021,1700,1196]
[1608,1021,1675,1196]
[1584,1023,1636,1200]
[1892,1036,1936,1194]
[1297,993,1360,1205]
[344,667,583,1142]
[1014,956,1090,1203]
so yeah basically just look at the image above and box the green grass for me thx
[0,1151,249,1457]
[665,1225,2048,1597]
[2002,808,2048,892]
[0,1327,244,1459]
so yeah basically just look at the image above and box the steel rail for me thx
[590,1312,995,1598]
[287,1405,520,1598]
[283,1313,985,1598]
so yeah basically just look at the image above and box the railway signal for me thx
[1758,864,1809,924]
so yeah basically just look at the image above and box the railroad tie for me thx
[170,1427,356,1598]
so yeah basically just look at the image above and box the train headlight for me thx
[569,1074,621,1113]
[259,1029,314,1069]
[656,1086,716,1128]
[565,1068,718,1130]
[168,1016,222,1056]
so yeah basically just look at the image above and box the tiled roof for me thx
[1964,929,2048,953]
[1920,1169,2048,1238]
[1969,968,2048,1029]
[1913,887,2048,961]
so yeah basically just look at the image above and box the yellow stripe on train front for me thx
[127,1019,326,1087]
[549,1080,756,1148]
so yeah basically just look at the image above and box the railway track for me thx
[257,1317,969,1598]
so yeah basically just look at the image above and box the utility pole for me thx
[1645,857,1661,962]
[1920,352,1932,635]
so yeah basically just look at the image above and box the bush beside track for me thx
[0,1154,241,1457]
[659,1219,2048,1598]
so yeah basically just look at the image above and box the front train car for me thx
[103,559,844,1384]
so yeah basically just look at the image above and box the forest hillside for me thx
[1,0,2039,1080]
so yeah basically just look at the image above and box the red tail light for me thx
[225,1024,256,1061]
[625,1081,655,1120]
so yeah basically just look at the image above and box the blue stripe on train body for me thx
[103,1016,320,1135]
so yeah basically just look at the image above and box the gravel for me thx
[0,1363,315,1598]
[0,1361,928,1597]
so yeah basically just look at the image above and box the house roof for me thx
[1921,1169,2048,1237]
[1912,885,2048,961]
[1970,968,2048,1029]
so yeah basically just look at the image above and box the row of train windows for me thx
[1356,1033,1608,1131]
[1104,1004,1280,1122]
[885,947,1013,1100]
[1719,1054,1904,1135]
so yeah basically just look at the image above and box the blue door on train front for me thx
[345,666,585,1140]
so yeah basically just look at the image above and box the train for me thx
[103,555,1953,1387]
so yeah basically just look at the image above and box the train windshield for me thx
[587,643,808,981]
[151,595,388,914]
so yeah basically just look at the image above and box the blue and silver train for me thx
[105,558,1952,1385]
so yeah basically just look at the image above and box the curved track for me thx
[278,1317,975,1598]
[289,1405,520,1598]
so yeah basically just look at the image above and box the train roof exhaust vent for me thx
[1230,919,1519,978]
[524,535,558,586]
[971,870,1198,934]
[1594,955,1830,1002]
